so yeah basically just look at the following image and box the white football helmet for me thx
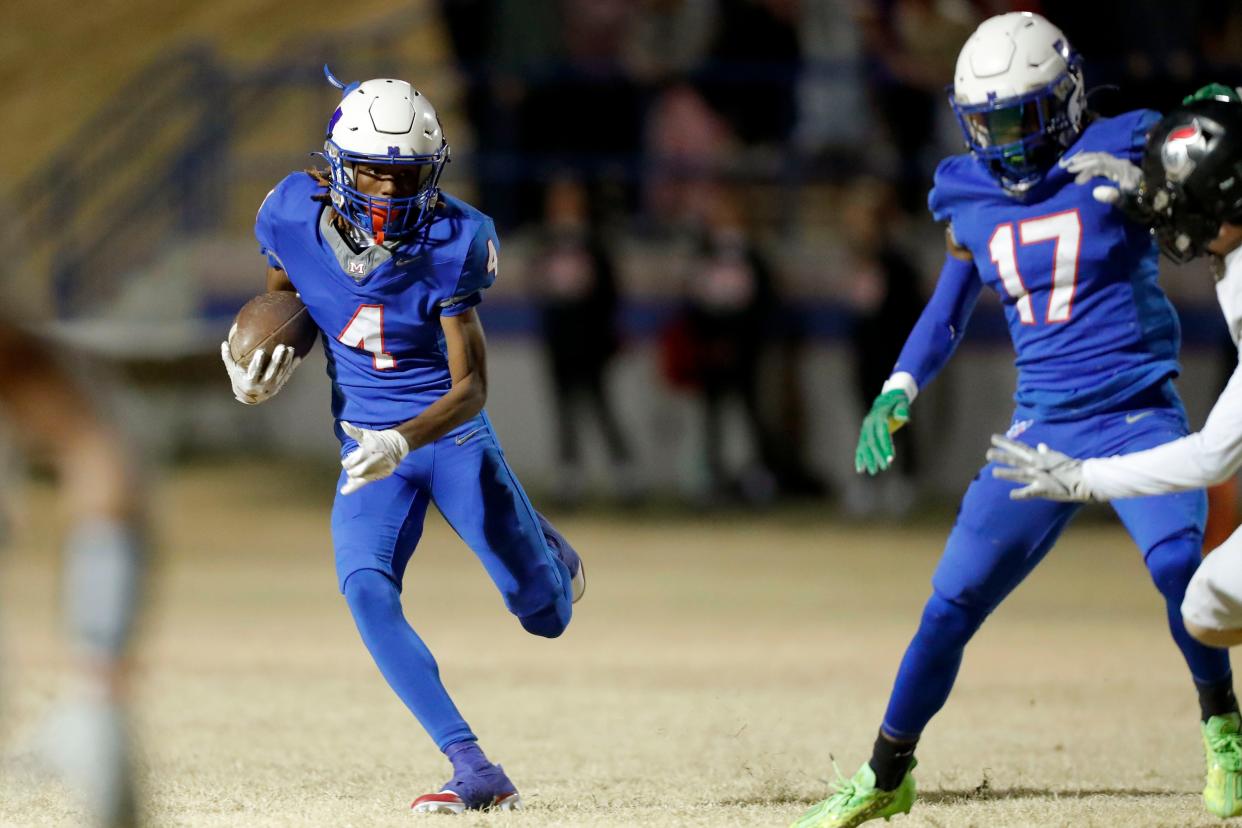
[320,66,449,241]
[950,12,1085,193]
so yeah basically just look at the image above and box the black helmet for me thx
[1142,99,1242,263]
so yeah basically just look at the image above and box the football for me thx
[228,291,319,367]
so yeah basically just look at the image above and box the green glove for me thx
[855,389,911,476]
[1184,83,1242,105]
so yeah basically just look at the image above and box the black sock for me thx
[869,730,918,791]
[1197,675,1240,722]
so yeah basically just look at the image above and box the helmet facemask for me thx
[1151,187,1222,264]
[951,64,1084,194]
[323,141,448,243]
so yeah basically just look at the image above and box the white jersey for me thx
[1081,246,1242,499]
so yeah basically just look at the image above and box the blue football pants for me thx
[332,413,574,750]
[882,401,1231,740]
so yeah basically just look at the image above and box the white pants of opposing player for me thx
[1184,527,1242,644]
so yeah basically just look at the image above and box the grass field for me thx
[0,462,1232,827]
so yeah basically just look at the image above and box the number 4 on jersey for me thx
[486,238,498,275]
[988,209,1082,325]
[339,304,396,370]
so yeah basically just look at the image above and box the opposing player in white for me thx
[990,90,1242,649]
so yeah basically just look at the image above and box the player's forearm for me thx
[887,253,981,401]
[1083,432,1242,502]
[1081,431,1239,498]
[1082,363,1242,498]
[394,373,486,451]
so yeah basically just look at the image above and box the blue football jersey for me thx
[929,109,1178,419]
[255,173,499,430]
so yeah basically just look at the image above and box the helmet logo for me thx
[327,108,343,136]
[1163,120,1208,183]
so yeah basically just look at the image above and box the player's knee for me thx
[343,568,401,621]
[1183,616,1242,648]
[518,598,571,639]
[1182,559,1242,647]
[1145,532,1203,601]
[917,592,988,649]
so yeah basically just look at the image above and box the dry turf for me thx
[0,462,1231,827]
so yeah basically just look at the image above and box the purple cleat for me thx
[536,512,585,603]
[411,762,521,814]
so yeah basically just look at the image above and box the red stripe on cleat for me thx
[411,792,465,814]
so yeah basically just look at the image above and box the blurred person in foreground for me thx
[796,15,1240,828]
[220,68,584,814]
[0,321,145,827]
[842,176,925,517]
[533,175,636,506]
[990,90,1242,657]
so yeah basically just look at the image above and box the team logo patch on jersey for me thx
[347,260,367,275]
[1162,120,1210,184]
[1006,419,1035,440]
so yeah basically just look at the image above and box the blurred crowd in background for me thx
[7,0,1242,514]
[428,0,1242,509]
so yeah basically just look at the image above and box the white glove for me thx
[986,434,1095,502]
[1059,151,1142,206]
[220,326,301,405]
[339,421,409,495]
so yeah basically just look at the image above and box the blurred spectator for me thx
[643,84,736,228]
[857,0,980,213]
[665,193,781,504]
[693,0,803,148]
[794,0,870,152]
[1200,2,1242,71]
[533,176,636,505]
[1044,1,1239,113]
[515,0,648,225]
[438,0,563,227]
[626,0,720,84]
[842,176,925,516]
[767,304,829,499]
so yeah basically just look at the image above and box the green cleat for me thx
[1203,713,1242,819]
[791,760,916,828]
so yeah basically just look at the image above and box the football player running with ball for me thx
[992,87,1242,816]
[795,14,1241,828]
[220,67,584,814]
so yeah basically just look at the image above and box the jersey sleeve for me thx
[885,252,983,401]
[440,219,499,317]
[255,184,285,270]
[1126,109,1162,164]
[927,157,958,226]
